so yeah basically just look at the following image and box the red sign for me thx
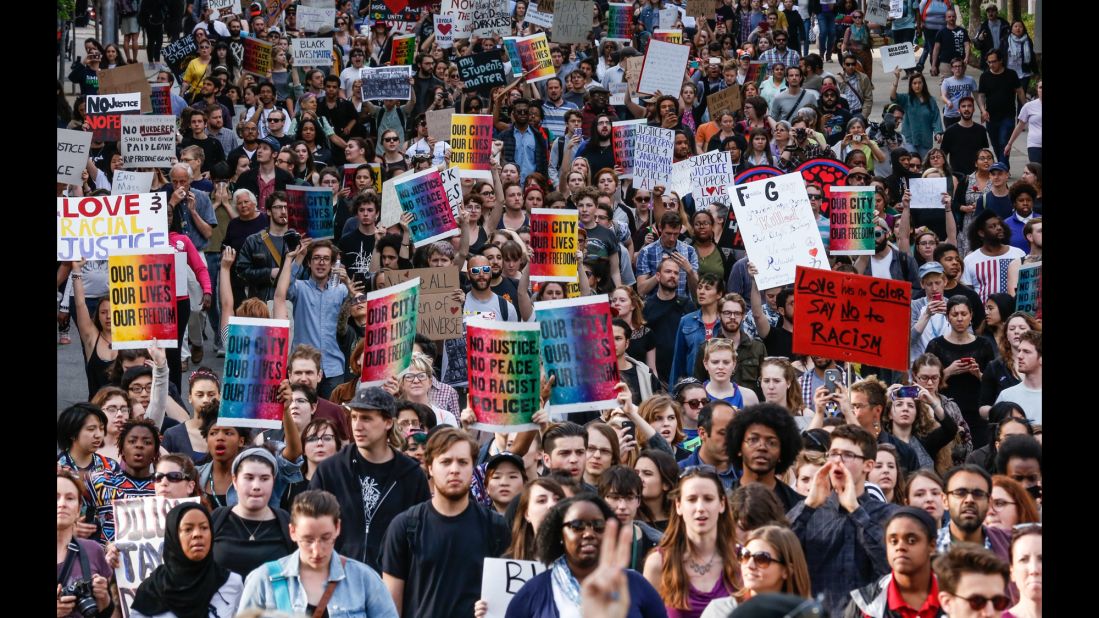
[792,266,911,371]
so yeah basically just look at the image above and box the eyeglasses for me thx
[586,445,614,457]
[304,434,337,444]
[154,471,189,483]
[402,372,429,383]
[844,62,857,67]
[290,397,311,406]
[991,499,1016,510]
[102,405,130,415]
[128,384,153,394]
[563,519,607,533]
[826,450,866,462]
[633,196,650,203]
[745,435,780,449]
[470,265,492,275]
[1013,522,1042,531]
[513,108,530,115]
[737,545,786,567]
[479,190,495,196]
[947,488,990,500]
[311,255,333,263]
[947,593,1011,612]
[914,374,941,384]
[397,418,423,430]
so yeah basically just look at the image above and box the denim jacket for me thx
[239,550,398,618]
[669,310,722,386]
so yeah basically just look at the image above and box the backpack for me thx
[117,0,140,17]
[496,295,511,321]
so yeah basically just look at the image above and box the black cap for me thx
[487,452,527,478]
[886,506,939,541]
[347,385,396,417]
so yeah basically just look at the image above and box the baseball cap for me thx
[257,135,281,151]
[820,83,839,94]
[347,385,396,417]
[989,162,1009,173]
[486,452,527,478]
[918,261,945,279]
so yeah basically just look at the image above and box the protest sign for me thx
[652,29,683,43]
[291,37,334,66]
[450,114,494,179]
[361,65,413,100]
[792,266,911,371]
[114,496,200,617]
[97,64,152,113]
[473,0,512,37]
[745,61,766,84]
[286,185,335,239]
[827,186,876,255]
[377,266,462,340]
[120,115,176,168]
[301,0,336,5]
[606,2,633,41]
[391,34,417,65]
[659,6,678,28]
[86,93,142,142]
[623,55,644,93]
[57,128,92,186]
[458,50,509,93]
[502,37,524,78]
[533,295,619,413]
[889,0,903,18]
[638,39,690,97]
[369,0,421,23]
[467,317,542,432]
[864,0,891,25]
[732,172,830,289]
[57,193,170,261]
[443,0,474,36]
[435,14,455,48]
[908,176,947,209]
[706,85,742,116]
[609,82,628,106]
[243,37,274,76]
[526,6,554,27]
[538,0,554,11]
[880,42,916,72]
[208,0,241,19]
[162,35,198,70]
[530,209,579,283]
[219,317,291,429]
[440,166,464,221]
[362,278,420,386]
[511,33,556,83]
[107,248,177,349]
[379,175,401,228]
[427,108,455,140]
[669,158,692,198]
[688,151,734,210]
[481,559,548,618]
[1015,263,1042,318]
[111,171,154,195]
[297,5,337,31]
[149,83,173,115]
[552,0,591,43]
[392,168,461,247]
[686,0,716,15]
[610,119,643,178]
[632,124,674,190]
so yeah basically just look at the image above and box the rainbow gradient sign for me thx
[361,278,420,387]
[108,247,178,349]
[392,168,461,247]
[466,317,542,432]
[533,295,620,413]
[530,209,579,283]
[219,317,291,430]
[827,186,876,255]
[606,2,633,41]
[450,114,494,179]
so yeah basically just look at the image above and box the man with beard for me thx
[206,106,241,156]
[940,96,991,176]
[191,77,234,131]
[854,217,921,289]
[837,54,874,119]
[677,401,739,489]
[693,293,766,396]
[726,404,805,510]
[318,75,358,160]
[411,54,443,118]
[771,66,820,123]
[759,29,801,67]
[961,211,1024,303]
[235,137,295,212]
[844,507,943,618]
[575,114,616,175]
[636,212,699,299]
[237,191,302,301]
[930,8,971,78]
[818,84,852,146]
[382,428,510,615]
[247,82,283,139]
[936,465,1011,563]
[579,88,618,138]
[227,120,260,165]
[541,77,578,140]
[279,345,351,440]
[930,243,985,326]
[642,257,696,382]
[1003,182,1040,254]
[463,255,518,322]
[976,49,1026,167]
[747,264,797,359]
[226,18,245,67]
[498,98,548,184]
[1022,218,1042,264]
[797,356,855,413]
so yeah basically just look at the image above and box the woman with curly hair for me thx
[639,395,688,460]
[979,311,1041,417]
[89,419,161,543]
[882,383,958,475]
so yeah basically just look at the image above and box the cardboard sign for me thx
[530,208,579,282]
[472,0,512,37]
[792,266,911,371]
[481,558,548,618]
[1015,263,1042,318]
[291,36,334,66]
[427,108,456,140]
[377,266,463,341]
[623,56,644,93]
[638,39,690,97]
[732,172,830,289]
[450,114,494,179]
[361,278,420,386]
[827,186,876,255]
[111,171,154,195]
[606,2,633,40]
[113,496,200,618]
[286,185,335,239]
[361,65,413,100]
[162,35,198,70]
[297,5,337,31]
[511,32,556,83]
[86,93,143,142]
[218,317,291,429]
[533,295,620,413]
[243,37,274,75]
[108,248,178,349]
[881,42,917,72]
[120,115,176,168]
[669,158,693,199]
[908,177,947,209]
[632,124,674,191]
[391,34,417,65]
[864,0,891,26]
[611,119,645,178]
[149,83,174,115]
[57,128,93,186]
[435,14,455,48]
[459,50,509,93]
[686,0,717,16]
[552,0,591,44]
[97,64,153,113]
[440,166,464,222]
[57,193,170,260]
[538,0,554,11]
[392,167,461,247]
[707,84,742,116]
[467,317,542,432]
[208,0,241,19]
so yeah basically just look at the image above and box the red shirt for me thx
[882,574,941,618]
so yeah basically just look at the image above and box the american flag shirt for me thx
[961,247,1025,303]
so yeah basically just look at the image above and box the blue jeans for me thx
[1028,147,1041,164]
[916,28,940,69]
[817,12,836,58]
[988,116,1015,166]
[204,252,222,347]
[802,18,813,57]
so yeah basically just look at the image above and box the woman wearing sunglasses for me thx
[700,526,811,617]
[644,466,740,618]
[673,378,710,451]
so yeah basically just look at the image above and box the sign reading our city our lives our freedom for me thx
[792,266,911,371]
[732,172,830,289]
[113,496,200,617]
[533,295,620,413]
[120,115,176,168]
[508,32,556,83]
[286,185,335,239]
[392,167,461,247]
[529,209,579,282]
[219,317,291,429]
[57,192,170,261]
[827,186,876,255]
[450,114,494,179]
[466,317,542,432]
[481,558,548,618]
[107,247,178,349]
[361,278,420,386]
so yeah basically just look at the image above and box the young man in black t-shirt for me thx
[642,257,697,381]
[749,262,795,359]
[337,193,379,287]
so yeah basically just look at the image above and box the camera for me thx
[60,580,99,618]
[794,127,807,141]
[284,229,302,252]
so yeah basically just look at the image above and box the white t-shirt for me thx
[871,251,894,280]
[1017,99,1042,149]
[340,65,365,99]
[961,246,1025,302]
[996,383,1042,424]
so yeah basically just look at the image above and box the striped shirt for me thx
[541,99,579,140]
[961,247,1024,303]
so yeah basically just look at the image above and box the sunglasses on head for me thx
[679,464,717,479]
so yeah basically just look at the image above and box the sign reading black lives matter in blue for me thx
[360,66,413,100]
[458,49,509,94]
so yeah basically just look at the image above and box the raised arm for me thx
[219,247,237,334]
[274,239,309,319]
[747,261,771,339]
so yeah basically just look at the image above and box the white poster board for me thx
[120,115,177,168]
[880,42,917,72]
[435,14,455,48]
[908,177,948,209]
[297,6,337,31]
[57,128,93,186]
[480,555,549,617]
[111,171,155,195]
[291,37,334,66]
[637,39,690,97]
[57,192,171,260]
[114,496,200,617]
[632,124,674,191]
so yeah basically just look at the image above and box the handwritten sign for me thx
[243,37,273,75]
[606,2,633,41]
[467,318,542,432]
[86,93,142,142]
[827,186,876,255]
[120,115,176,168]
[459,49,509,93]
[481,558,548,618]
[609,82,628,106]
[472,0,512,37]
[632,124,674,191]
[530,209,579,282]
[97,63,152,113]
[908,177,947,209]
[552,0,591,44]
[793,266,911,370]
[296,5,337,31]
[623,56,644,93]
[377,266,462,340]
[450,114,494,179]
[1015,263,1041,318]
[688,151,734,210]
[889,0,904,18]
[208,0,241,19]
[526,6,554,27]
[108,248,178,349]
[111,171,154,195]
[864,0,891,26]
[291,36,333,66]
[162,35,198,70]
[707,85,742,116]
[392,167,461,247]
[57,193,170,261]
[659,6,678,28]
[687,0,717,16]
[435,14,455,48]
[669,158,693,199]
[149,83,173,115]
[534,295,619,413]
[443,0,474,37]
[732,172,830,289]
[511,32,556,83]
[881,42,917,72]
[113,496,200,618]
[362,278,420,386]
[638,39,690,97]
[219,317,291,429]
[286,185,334,239]
[361,65,413,100]
[57,128,92,186]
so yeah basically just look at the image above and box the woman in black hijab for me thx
[130,502,243,618]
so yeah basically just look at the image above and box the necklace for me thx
[687,552,716,576]
[239,515,267,542]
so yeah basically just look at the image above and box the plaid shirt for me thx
[429,379,460,418]
[635,239,699,298]
[758,47,802,68]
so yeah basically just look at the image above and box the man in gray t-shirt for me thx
[940,60,979,122]
[770,66,820,122]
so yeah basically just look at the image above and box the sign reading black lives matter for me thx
[360,66,413,100]
[458,49,509,93]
